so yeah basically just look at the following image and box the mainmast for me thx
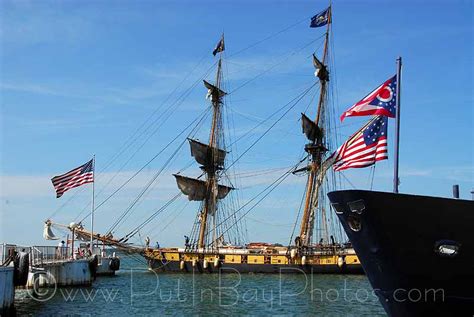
[174,34,232,250]
[198,55,223,249]
[298,7,331,247]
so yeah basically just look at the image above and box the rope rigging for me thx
[47,53,215,223]
[50,11,351,250]
[77,106,211,224]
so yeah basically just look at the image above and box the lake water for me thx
[14,257,386,316]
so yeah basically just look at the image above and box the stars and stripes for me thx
[340,75,397,121]
[51,159,94,198]
[332,116,388,171]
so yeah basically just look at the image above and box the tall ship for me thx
[143,7,363,274]
[44,6,363,274]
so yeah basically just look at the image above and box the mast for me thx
[299,6,331,247]
[198,56,222,249]
[174,34,231,250]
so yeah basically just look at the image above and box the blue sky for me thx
[1,0,472,246]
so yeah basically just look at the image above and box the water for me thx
[14,257,386,316]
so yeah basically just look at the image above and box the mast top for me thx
[212,34,225,56]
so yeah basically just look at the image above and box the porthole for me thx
[347,199,365,214]
[331,202,345,214]
[347,215,362,232]
[435,240,460,257]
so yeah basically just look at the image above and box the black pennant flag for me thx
[212,35,225,56]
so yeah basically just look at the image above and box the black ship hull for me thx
[146,258,363,274]
[327,189,474,316]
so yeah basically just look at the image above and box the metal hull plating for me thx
[327,189,474,317]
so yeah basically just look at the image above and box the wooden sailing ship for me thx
[43,6,362,274]
[143,8,363,274]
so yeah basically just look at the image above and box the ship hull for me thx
[327,189,474,316]
[146,258,363,274]
[144,246,364,275]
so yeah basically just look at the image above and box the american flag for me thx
[332,116,388,171]
[51,159,94,198]
[340,75,397,122]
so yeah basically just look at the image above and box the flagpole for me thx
[90,155,95,252]
[393,57,402,193]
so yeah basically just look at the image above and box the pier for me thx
[0,266,14,315]
[0,243,120,313]
[27,245,93,288]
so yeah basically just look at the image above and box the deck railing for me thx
[30,245,71,266]
[0,243,30,265]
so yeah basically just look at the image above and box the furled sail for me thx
[43,221,59,240]
[301,113,323,142]
[204,80,227,101]
[312,54,329,82]
[189,139,226,167]
[174,174,233,201]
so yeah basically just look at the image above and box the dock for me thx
[28,245,93,288]
[0,242,120,313]
[0,266,14,315]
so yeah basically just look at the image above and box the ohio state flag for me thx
[340,75,397,121]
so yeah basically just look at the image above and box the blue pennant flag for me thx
[310,7,331,28]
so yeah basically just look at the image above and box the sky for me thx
[1,0,473,247]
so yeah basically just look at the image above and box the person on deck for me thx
[86,243,92,257]
[58,240,66,258]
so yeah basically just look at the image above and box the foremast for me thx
[298,7,332,247]
[174,35,232,250]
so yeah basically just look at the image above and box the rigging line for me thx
[233,166,292,178]
[370,165,376,190]
[211,157,303,238]
[288,168,309,248]
[107,100,212,234]
[86,61,216,204]
[228,15,313,58]
[100,54,215,175]
[47,57,214,223]
[107,109,209,235]
[228,34,325,95]
[210,164,296,243]
[246,216,294,227]
[89,83,205,218]
[224,82,317,173]
[302,85,319,114]
[47,192,82,222]
[229,82,316,148]
[77,98,211,224]
[109,134,188,235]
[77,106,211,224]
[124,193,182,239]
[339,171,356,189]
[146,200,189,238]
